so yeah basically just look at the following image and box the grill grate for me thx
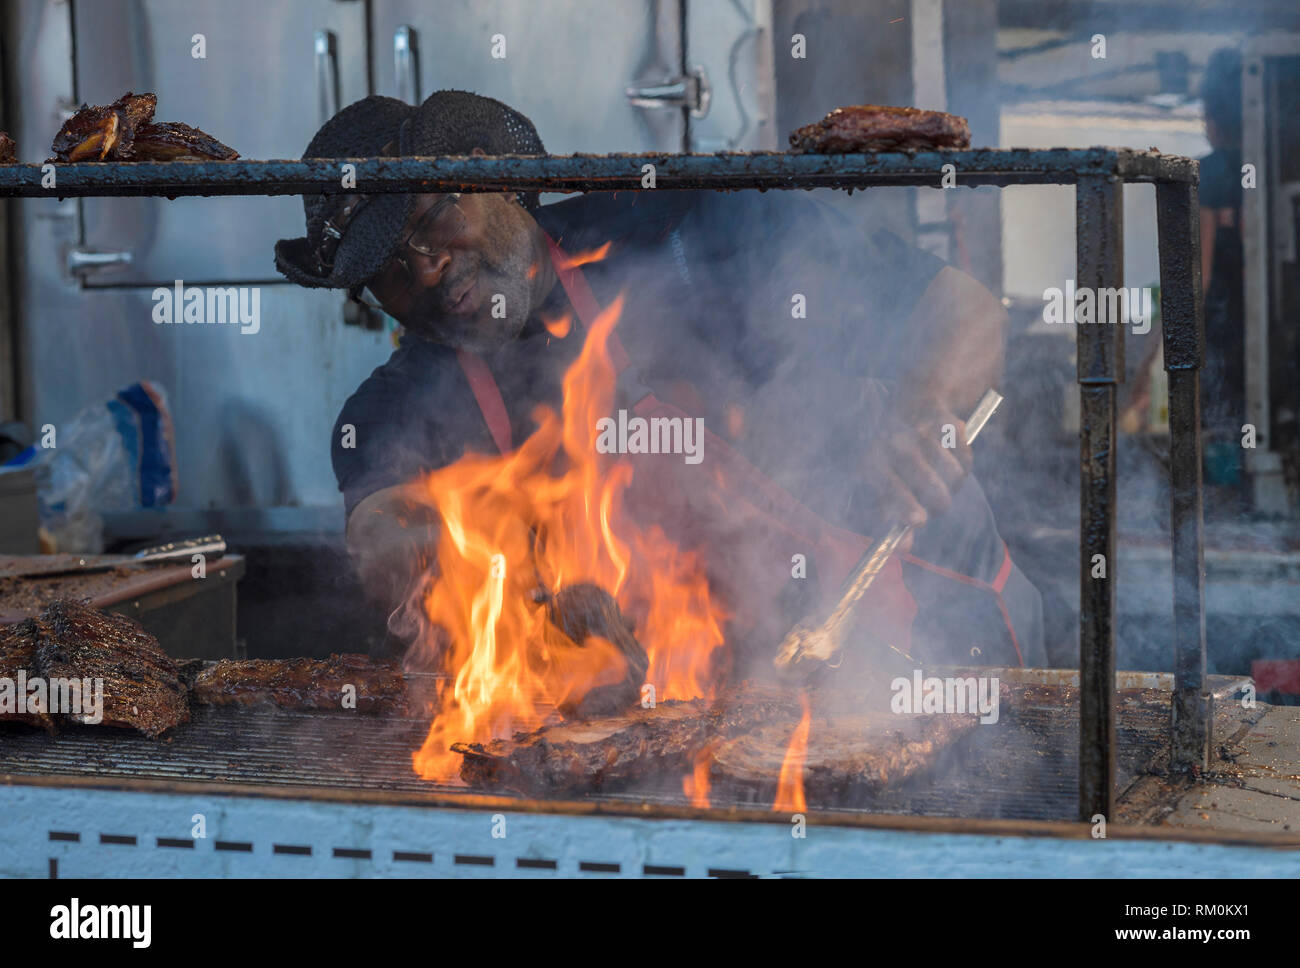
[0,683,1236,822]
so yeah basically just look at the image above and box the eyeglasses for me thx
[390,193,466,283]
[403,192,466,258]
[352,193,466,313]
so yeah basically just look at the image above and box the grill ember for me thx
[409,254,728,784]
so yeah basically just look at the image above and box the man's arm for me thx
[856,265,1009,532]
[346,483,441,610]
[893,265,1008,417]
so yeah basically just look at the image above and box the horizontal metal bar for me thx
[5,773,1299,850]
[0,148,1198,198]
[10,783,1300,879]
[10,779,1300,878]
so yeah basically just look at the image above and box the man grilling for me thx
[275,91,1045,675]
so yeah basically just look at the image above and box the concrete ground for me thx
[1161,703,1300,835]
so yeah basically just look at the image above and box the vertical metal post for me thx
[1075,175,1124,821]
[1157,180,1210,772]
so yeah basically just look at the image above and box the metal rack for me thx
[0,147,1206,822]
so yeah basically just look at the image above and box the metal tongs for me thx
[0,535,227,580]
[774,390,1003,678]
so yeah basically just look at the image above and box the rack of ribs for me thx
[190,654,407,715]
[0,619,56,730]
[0,600,190,737]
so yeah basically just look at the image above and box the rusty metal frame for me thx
[0,147,1205,822]
[1157,182,1210,775]
[0,148,1196,196]
[1075,175,1124,820]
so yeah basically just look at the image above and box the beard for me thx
[407,233,538,351]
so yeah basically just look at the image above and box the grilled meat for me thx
[0,619,56,731]
[192,654,406,714]
[0,132,16,164]
[49,92,157,162]
[545,583,648,719]
[709,711,979,803]
[789,105,971,153]
[131,121,239,161]
[48,92,237,162]
[35,600,188,737]
[453,681,800,796]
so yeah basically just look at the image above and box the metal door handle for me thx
[626,66,711,118]
[315,29,340,123]
[394,25,421,104]
[67,247,133,276]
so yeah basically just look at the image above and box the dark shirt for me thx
[330,190,1047,668]
[331,190,944,517]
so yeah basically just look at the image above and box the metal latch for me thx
[66,247,132,277]
[625,66,711,118]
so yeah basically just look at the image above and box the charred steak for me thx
[34,599,188,737]
[453,681,800,796]
[709,710,979,803]
[789,105,971,153]
[191,654,406,714]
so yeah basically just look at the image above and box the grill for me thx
[0,671,1247,819]
[0,148,1216,872]
[0,672,1266,878]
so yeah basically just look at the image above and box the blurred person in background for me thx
[1198,47,1245,442]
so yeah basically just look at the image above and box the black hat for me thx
[273,95,415,289]
[274,90,546,291]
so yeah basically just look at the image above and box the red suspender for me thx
[459,235,1024,666]
[455,233,630,456]
[901,541,1026,666]
[543,233,632,373]
[455,347,513,455]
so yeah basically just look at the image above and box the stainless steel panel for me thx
[12,0,392,517]
[166,286,396,509]
[686,0,773,151]
[370,0,684,153]
[72,0,368,285]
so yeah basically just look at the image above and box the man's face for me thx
[367,190,541,349]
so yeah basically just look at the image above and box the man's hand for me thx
[846,264,1005,541]
[853,399,973,540]
[346,483,441,610]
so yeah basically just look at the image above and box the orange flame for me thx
[553,241,612,270]
[724,403,745,440]
[683,742,715,808]
[773,693,812,813]
[411,272,727,782]
[541,312,573,339]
